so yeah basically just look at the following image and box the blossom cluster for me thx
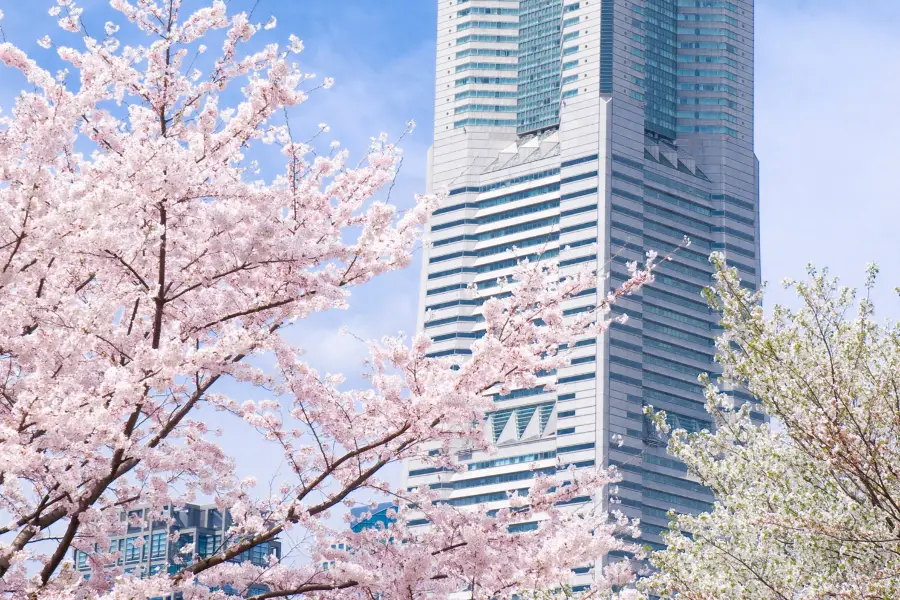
[642,256,900,599]
[0,2,658,600]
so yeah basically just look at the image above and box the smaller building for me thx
[322,503,397,572]
[349,502,396,533]
[73,503,280,596]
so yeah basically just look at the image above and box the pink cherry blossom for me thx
[0,3,663,600]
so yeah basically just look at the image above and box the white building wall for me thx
[411,1,611,589]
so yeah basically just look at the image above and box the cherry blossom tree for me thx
[642,255,900,599]
[0,2,658,599]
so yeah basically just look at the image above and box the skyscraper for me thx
[408,0,758,585]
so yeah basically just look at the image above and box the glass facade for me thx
[644,0,678,139]
[599,0,615,93]
[673,0,751,140]
[517,0,564,133]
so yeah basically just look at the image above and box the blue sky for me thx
[1,0,899,536]
[3,0,899,360]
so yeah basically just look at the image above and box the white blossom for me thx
[642,255,900,599]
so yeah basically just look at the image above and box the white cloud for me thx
[284,317,378,377]
[281,268,421,378]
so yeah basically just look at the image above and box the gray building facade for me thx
[408,0,759,587]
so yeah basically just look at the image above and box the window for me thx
[150,532,167,558]
[558,442,594,453]
[466,450,557,471]
[558,372,595,384]
[644,370,703,394]
[677,13,738,25]
[455,89,517,100]
[249,542,269,565]
[455,104,517,114]
[109,538,125,557]
[676,125,739,137]
[198,534,222,558]
[453,118,517,128]
[676,110,739,123]
[456,34,518,44]
[456,48,517,59]
[677,55,738,67]
[677,0,737,9]
[455,62,518,73]
[643,335,713,363]
[442,488,530,507]
[455,76,517,86]
[676,68,738,81]
[121,536,142,561]
[644,488,712,511]
[458,6,519,16]
[644,353,706,378]
[676,27,739,39]
[457,20,519,31]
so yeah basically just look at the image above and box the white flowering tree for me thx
[642,255,900,599]
[0,2,656,599]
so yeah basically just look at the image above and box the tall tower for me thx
[409,0,758,587]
